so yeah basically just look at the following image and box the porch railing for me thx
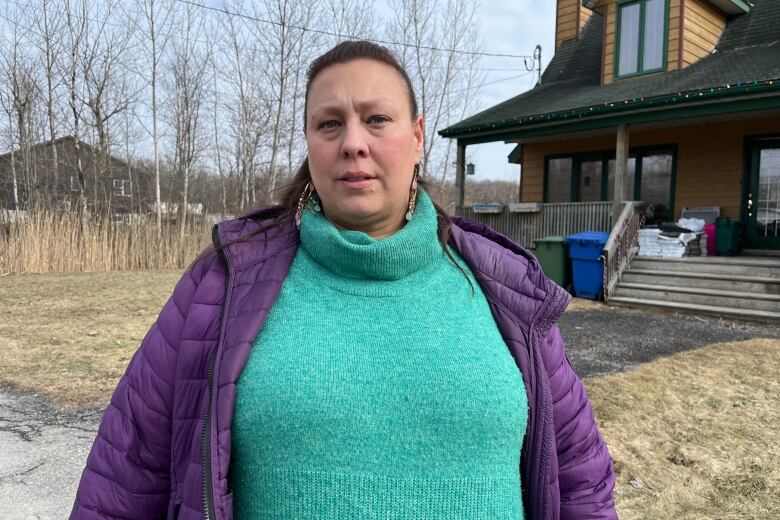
[602,201,644,301]
[455,201,613,249]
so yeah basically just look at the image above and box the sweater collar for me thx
[298,189,440,281]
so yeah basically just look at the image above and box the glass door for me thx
[745,139,780,250]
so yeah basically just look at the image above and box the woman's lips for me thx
[338,176,376,189]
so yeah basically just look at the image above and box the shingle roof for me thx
[441,0,780,138]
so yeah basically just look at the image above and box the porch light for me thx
[466,162,475,176]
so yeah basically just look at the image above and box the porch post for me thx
[612,124,630,223]
[456,142,466,209]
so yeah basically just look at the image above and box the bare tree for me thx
[387,0,484,197]
[30,0,66,204]
[249,0,312,199]
[165,4,209,245]
[220,7,271,210]
[137,0,175,234]
[62,0,89,218]
[207,21,228,216]
[79,0,135,214]
[322,0,375,44]
[0,4,39,209]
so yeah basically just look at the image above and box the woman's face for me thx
[305,59,424,239]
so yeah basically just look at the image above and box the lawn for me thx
[0,271,777,518]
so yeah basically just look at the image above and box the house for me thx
[441,0,779,321]
[0,136,151,215]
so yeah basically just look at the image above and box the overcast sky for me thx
[378,1,558,182]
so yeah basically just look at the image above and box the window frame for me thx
[112,178,131,198]
[614,0,670,80]
[543,144,678,215]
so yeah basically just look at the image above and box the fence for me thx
[455,201,614,248]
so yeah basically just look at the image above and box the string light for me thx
[446,78,780,135]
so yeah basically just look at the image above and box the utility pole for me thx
[524,45,543,86]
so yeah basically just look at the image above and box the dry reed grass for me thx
[0,210,214,273]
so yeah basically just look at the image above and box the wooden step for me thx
[613,283,780,312]
[623,269,780,294]
[630,257,780,278]
[607,296,780,323]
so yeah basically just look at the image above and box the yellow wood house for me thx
[441,0,779,320]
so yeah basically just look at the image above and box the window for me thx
[544,147,675,211]
[546,158,573,203]
[617,0,667,78]
[112,178,131,197]
[579,160,603,202]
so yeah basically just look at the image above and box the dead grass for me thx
[0,270,182,409]
[565,296,604,312]
[1,272,778,517]
[586,338,780,520]
[0,210,212,273]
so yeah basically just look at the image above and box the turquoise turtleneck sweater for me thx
[230,190,528,519]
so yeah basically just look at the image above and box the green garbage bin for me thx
[715,217,742,256]
[531,236,571,289]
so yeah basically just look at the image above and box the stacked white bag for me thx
[638,228,662,257]
[638,218,707,258]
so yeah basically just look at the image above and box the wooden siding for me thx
[557,0,580,49]
[518,116,780,219]
[556,0,593,49]
[602,0,683,85]
[682,0,726,66]
[580,5,594,32]
[603,2,617,84]
[668,0,682,71]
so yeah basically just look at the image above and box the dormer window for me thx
[616,0,667,78]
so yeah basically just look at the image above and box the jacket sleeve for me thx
[543,325,618,520]
[70,257,213,520]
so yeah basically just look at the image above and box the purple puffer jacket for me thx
[70,206,617,520]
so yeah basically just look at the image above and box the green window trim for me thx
[614,0,670,80]
[543,145,678,216]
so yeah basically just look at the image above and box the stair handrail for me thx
[602,201,644,301]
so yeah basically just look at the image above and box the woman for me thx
[71,41,617,520]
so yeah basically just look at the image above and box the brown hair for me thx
[200,40,469,290]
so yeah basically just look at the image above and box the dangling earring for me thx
[295,180,320,229]
[405,164,419,222]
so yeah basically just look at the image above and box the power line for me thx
[0,0,534,74]
[174,0,535,60]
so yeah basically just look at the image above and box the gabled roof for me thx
[441,0,780,142]
[0,135,151,177]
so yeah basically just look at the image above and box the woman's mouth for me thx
[338,173,376,189]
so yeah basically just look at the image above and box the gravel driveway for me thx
[559,304,780,378]
[2,304,778,519]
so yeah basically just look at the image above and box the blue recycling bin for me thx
[565,231,609,300]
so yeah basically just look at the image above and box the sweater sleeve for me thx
[70,255,214,520]
[543,325,618,520]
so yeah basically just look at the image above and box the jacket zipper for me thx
[202,225,230,520]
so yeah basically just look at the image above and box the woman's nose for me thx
[340,122,368,158]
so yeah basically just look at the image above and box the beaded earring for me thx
[294,181,321,229]
[405,164,420,221]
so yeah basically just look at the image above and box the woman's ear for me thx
[414,116,425,157]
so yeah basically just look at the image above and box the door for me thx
[745,138,780,250]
